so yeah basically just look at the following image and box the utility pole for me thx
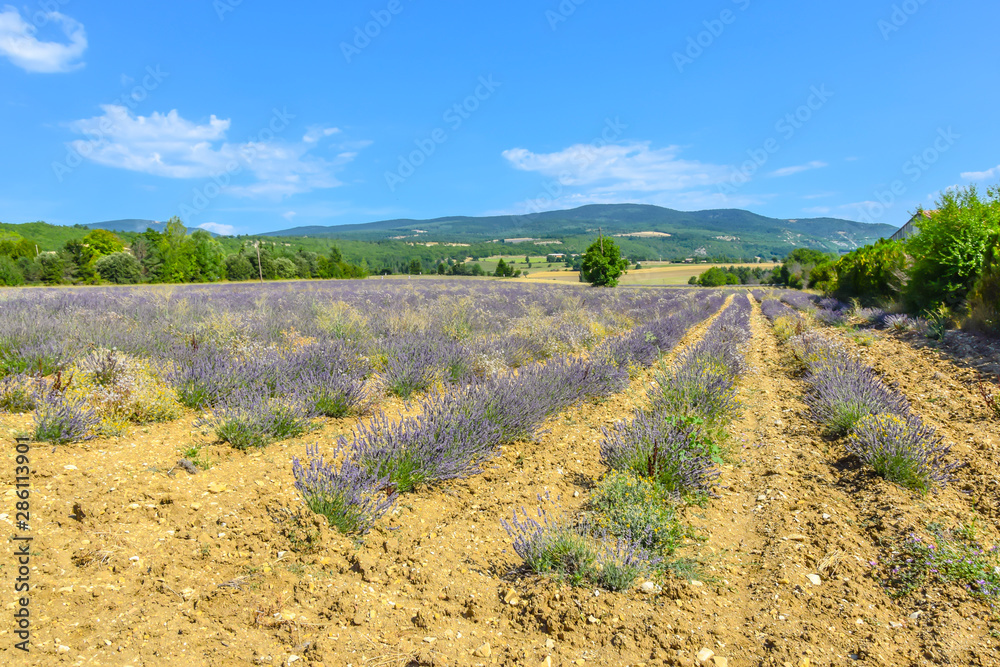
[256,242,264,283]
[599,227,604,254]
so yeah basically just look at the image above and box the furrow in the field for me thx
[696,298,925,666]
[817,327,1000,664]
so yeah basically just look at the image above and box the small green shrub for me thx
[883,524,1000,601]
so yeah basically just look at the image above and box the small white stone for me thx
[806,574,822,586]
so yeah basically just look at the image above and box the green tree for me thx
[185,230,226,282]
[225,254,254,281]
[408,259,423,275]
[82,229,124,256]
[580,236,629,287]
[273,257,298,279]
[95,252,142,284]
[905,185,1000,310]
[61,238,98,284]
[38,253,64,285]
[0,256,25,286]
[697,266,738,287]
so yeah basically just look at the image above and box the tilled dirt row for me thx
[677,304,1000,667]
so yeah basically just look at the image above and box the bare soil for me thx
[3,303,998,666]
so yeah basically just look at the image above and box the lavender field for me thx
[4,281,999,666]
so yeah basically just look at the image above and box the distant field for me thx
[524,263,780,286]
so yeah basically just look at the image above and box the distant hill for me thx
[85,219,165,234]
[262,204,898,257]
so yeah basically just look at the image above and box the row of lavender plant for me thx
[501,296,755,591]
[295,293,728,536]
[786,325,959,493]
[0,281,708,444]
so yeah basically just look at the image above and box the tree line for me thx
[0,217,367,286]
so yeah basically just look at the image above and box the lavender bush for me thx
[501,504,597,585]
[847,412,958,492]
[804,360,910,435]
[0,374,35,413]
[599,410,719,495]
[347,393,504,493]
[32,376,99,444]
[202,387,314,449]
[292,445,396,535]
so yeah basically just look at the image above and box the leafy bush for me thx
[95,252,142,284]
[66,350,181,435]
[905,186,1000,311]
[847,412,957,492]
[966,233,1000,335]
[833,239,908,304]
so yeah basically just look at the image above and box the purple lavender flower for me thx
[847,412,959,492]
[292,444,396,535]
[804,359,910,435]
[599,409,720,495]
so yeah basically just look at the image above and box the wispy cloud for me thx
[961,164,999,181]
[303,126,340,143]
[67,105,363,199]
[0,6,87,73]
[769,161,828,178]
[198,222,236,235]
[498,140,761,214]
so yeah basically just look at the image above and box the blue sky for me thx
[1,0,997,236]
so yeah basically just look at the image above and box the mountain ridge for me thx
[260,204,897,255]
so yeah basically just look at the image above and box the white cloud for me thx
[282,211,296,221]
[503,141,731,192]
[961,165,1000,181]
[198,222,236,235]
[0,6,87,73]
[769,161,828,178]
[497,141,761,214]
[67,105,361,198]
[303,126,341,143]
